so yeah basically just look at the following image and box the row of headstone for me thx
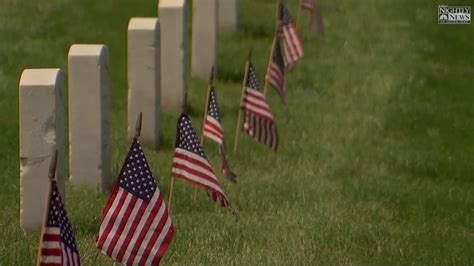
[19,0,238,231]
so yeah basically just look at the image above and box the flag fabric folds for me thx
[241,64,278,151]
[39,179,81,266]
[300,0,325,36]
[172,114,235,214]
[96,138,175,265]
[279,1,304,69]
[203,88,225,145]
[203,88,237,183]
[266,38,287,106]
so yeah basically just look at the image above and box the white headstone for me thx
[128,18,161,149]
[192,0,218,79]
[219,0,238,31]
[68,44,111,191]
[19,68,65,232]
[158,0,188,112]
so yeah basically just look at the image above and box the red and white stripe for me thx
[266,63,287,105]
[40,227,80,266]
[281,25,304,69]
[60,243,81,266]
[171,148,231,209]
[203,115,224,144]
[240,88,278,151]
[96,186,175,265]
[243,112,278,151]
[40,227,62,266]
[40,228,80,266]
[240,88,274,122]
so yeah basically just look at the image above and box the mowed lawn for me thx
[1,0,474,264]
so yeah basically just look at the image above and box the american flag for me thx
[300,0,325,36]
[266,38,287,106]
[279,1,304,69]
[241,64,278,151]
[203,87,237,183]
[96,138,175,265]
[172,114,235,213]
[38,179,81,266]
[203,87,224,145]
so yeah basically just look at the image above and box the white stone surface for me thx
[158,0,188,112]
[128,18,161,149]
[218,0,238,31]
[192,0,218,79]
[19,68,65,232]
[68,44,111,191]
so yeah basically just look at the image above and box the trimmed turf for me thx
[0,0,473,264]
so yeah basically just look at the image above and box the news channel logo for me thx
[438,5,471,24]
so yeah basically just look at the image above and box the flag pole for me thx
[295,0,302,30]
[36,149,58,266]
[168,110,180,213]
[263,38,277,97]
[264,0,280,96]
[193,66,215,201]
[233,49,252,154]
[167,176,175,213]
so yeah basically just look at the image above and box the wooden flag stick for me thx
[168,108,184,213]
[295,0,302,30]
[233,49,252,154]
[167,176,175,213]
[193,66,215,201]
[264,0,281,96]
[36,149,58,266]
[263,36,277,96]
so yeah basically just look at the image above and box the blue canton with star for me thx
[176,114,208,159]
[118,139,157,202]
[280,1,294,25]
[246,64,262,92]
[207,87,221,123]
[273,39,285,68]
[47,181,79,252]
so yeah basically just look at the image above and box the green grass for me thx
[1,0,474,264]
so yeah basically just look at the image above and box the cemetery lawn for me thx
[1,0,474,264]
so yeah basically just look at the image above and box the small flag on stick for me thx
[241,64,279,151]
[300,0,325,36]
[38,152,81,266]
[172,114,235,214]
[203,87,237,183]
[203,88,224,145]
[266,38,287,106]
[279,1,304,69]
[96,115,174,265]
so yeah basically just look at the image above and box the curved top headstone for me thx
[159,0,186,8]
[20,68,62,87]
[68,44,108,61]
[128,17,159,30]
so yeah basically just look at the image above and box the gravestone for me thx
[128,18,161,148]
[219,0,238,31]
[19,68,65,232]
[158,0,188,112]
[192,0,218,79]
[68,44,111,191]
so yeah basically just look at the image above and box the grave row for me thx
[19,0,238,232]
